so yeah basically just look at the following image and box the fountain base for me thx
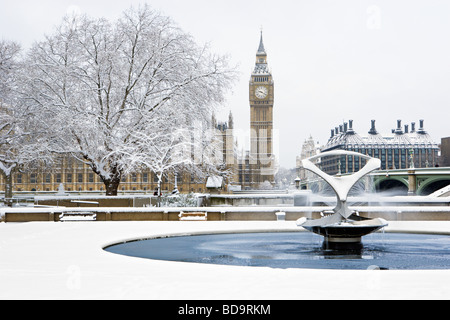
[299,215,388,246]
[321,238,363,251]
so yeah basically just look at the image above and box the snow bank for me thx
[1,221,450,299]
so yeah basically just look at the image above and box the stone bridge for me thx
[371,167,450,196]
[301,167,450,196]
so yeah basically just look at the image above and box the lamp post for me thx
[295,177,301,190]
[409,148,415,169]
[172,172,179,194]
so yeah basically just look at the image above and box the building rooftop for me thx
[324,119,439,151]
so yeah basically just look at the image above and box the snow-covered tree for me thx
[259,180,273,190]
[0,40,21,100]
[23,5,236,195]
[0,41,22,181]
[125,117,227,197]
[0,101,23,205]
[0,40,51,205]
[0,41,26,204]
[126,126,193,196]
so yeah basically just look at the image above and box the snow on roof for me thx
[206,176,223,189]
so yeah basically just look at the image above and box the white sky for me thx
[1,0,450,168]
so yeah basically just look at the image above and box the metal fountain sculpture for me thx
[297,150,388,246]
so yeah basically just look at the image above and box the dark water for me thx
[104,232,450,270]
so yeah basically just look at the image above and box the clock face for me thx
[255,86,268,99]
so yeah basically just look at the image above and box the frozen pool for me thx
[104,232,450,270]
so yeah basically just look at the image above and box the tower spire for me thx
[257,30,266,54]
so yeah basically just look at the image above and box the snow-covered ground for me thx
[1,220,450,300]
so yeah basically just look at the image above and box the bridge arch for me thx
[417,178,450,196]
[374,177,409,195]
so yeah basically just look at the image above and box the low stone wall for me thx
[3,206,450,222]
[34,195,155,208]
[208,194,295,207]
[2,208,290,222]
[354,207,450,221]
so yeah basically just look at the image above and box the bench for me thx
[178,211,207,221]
[59,212,97,222]
[70,200,99,206]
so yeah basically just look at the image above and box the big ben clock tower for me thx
[249,31,275,187]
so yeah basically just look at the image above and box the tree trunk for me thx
[157,179,161,197]
[4,173,13,207]
[156,178,161,207]
[103,178,120,196]
[88,160,122,196]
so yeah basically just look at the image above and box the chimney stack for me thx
[346,119,355,134]
[418,119,426,134]
[395,120,403,134]
[368,120,378,135]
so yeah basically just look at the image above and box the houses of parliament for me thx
[0,33,277,194]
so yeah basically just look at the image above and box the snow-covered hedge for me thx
[160,193,200,207]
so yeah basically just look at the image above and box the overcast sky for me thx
[1,0,450,168]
